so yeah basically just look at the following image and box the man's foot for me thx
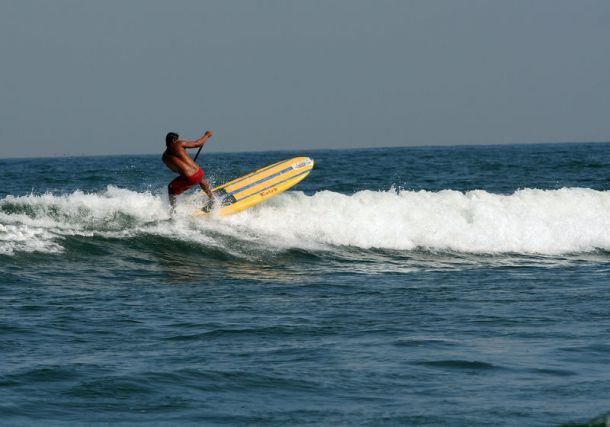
[202,197,216,213]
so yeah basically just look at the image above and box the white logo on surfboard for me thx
[292,158,313,170]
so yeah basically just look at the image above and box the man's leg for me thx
[199,178,216,212]
[168,185,177,212]
[199,178,214,200]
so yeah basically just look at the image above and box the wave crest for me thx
[1,186,610,256]
[219,187,610,254]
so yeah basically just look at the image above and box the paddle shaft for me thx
[193,145,203,162]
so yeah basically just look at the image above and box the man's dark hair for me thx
[166,132,179,147]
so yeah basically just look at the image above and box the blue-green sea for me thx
[1,143,610,426]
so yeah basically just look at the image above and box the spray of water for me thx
[1,186,609,256]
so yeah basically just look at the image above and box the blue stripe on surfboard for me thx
[224,169,310,205]
[225,165,300,199]
[218,159,289,191]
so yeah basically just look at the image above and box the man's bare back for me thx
[163,131,215,209]
[162,142,201,177]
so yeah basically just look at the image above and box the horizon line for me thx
[1,139,609,161]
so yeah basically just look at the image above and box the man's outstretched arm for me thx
[180,130,214,149]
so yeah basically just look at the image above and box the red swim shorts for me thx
[168,168,204,196]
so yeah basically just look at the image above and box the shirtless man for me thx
[162,130,214,210]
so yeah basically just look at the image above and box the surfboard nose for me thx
[293,157,314,170]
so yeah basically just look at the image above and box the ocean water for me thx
[1,143,610,426]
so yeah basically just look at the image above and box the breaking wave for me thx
[1,185,610,256]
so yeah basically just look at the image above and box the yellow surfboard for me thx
[192,157,314,217]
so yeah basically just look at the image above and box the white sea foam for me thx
[227,188,610,254]
[0,186,169,255]
[1,186,610,256]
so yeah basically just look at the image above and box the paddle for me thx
[193,144,203,162]
[193,131,212,161]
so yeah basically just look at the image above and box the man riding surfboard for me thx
[162,130,214,210]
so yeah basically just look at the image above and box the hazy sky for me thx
[1,0,610,158]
